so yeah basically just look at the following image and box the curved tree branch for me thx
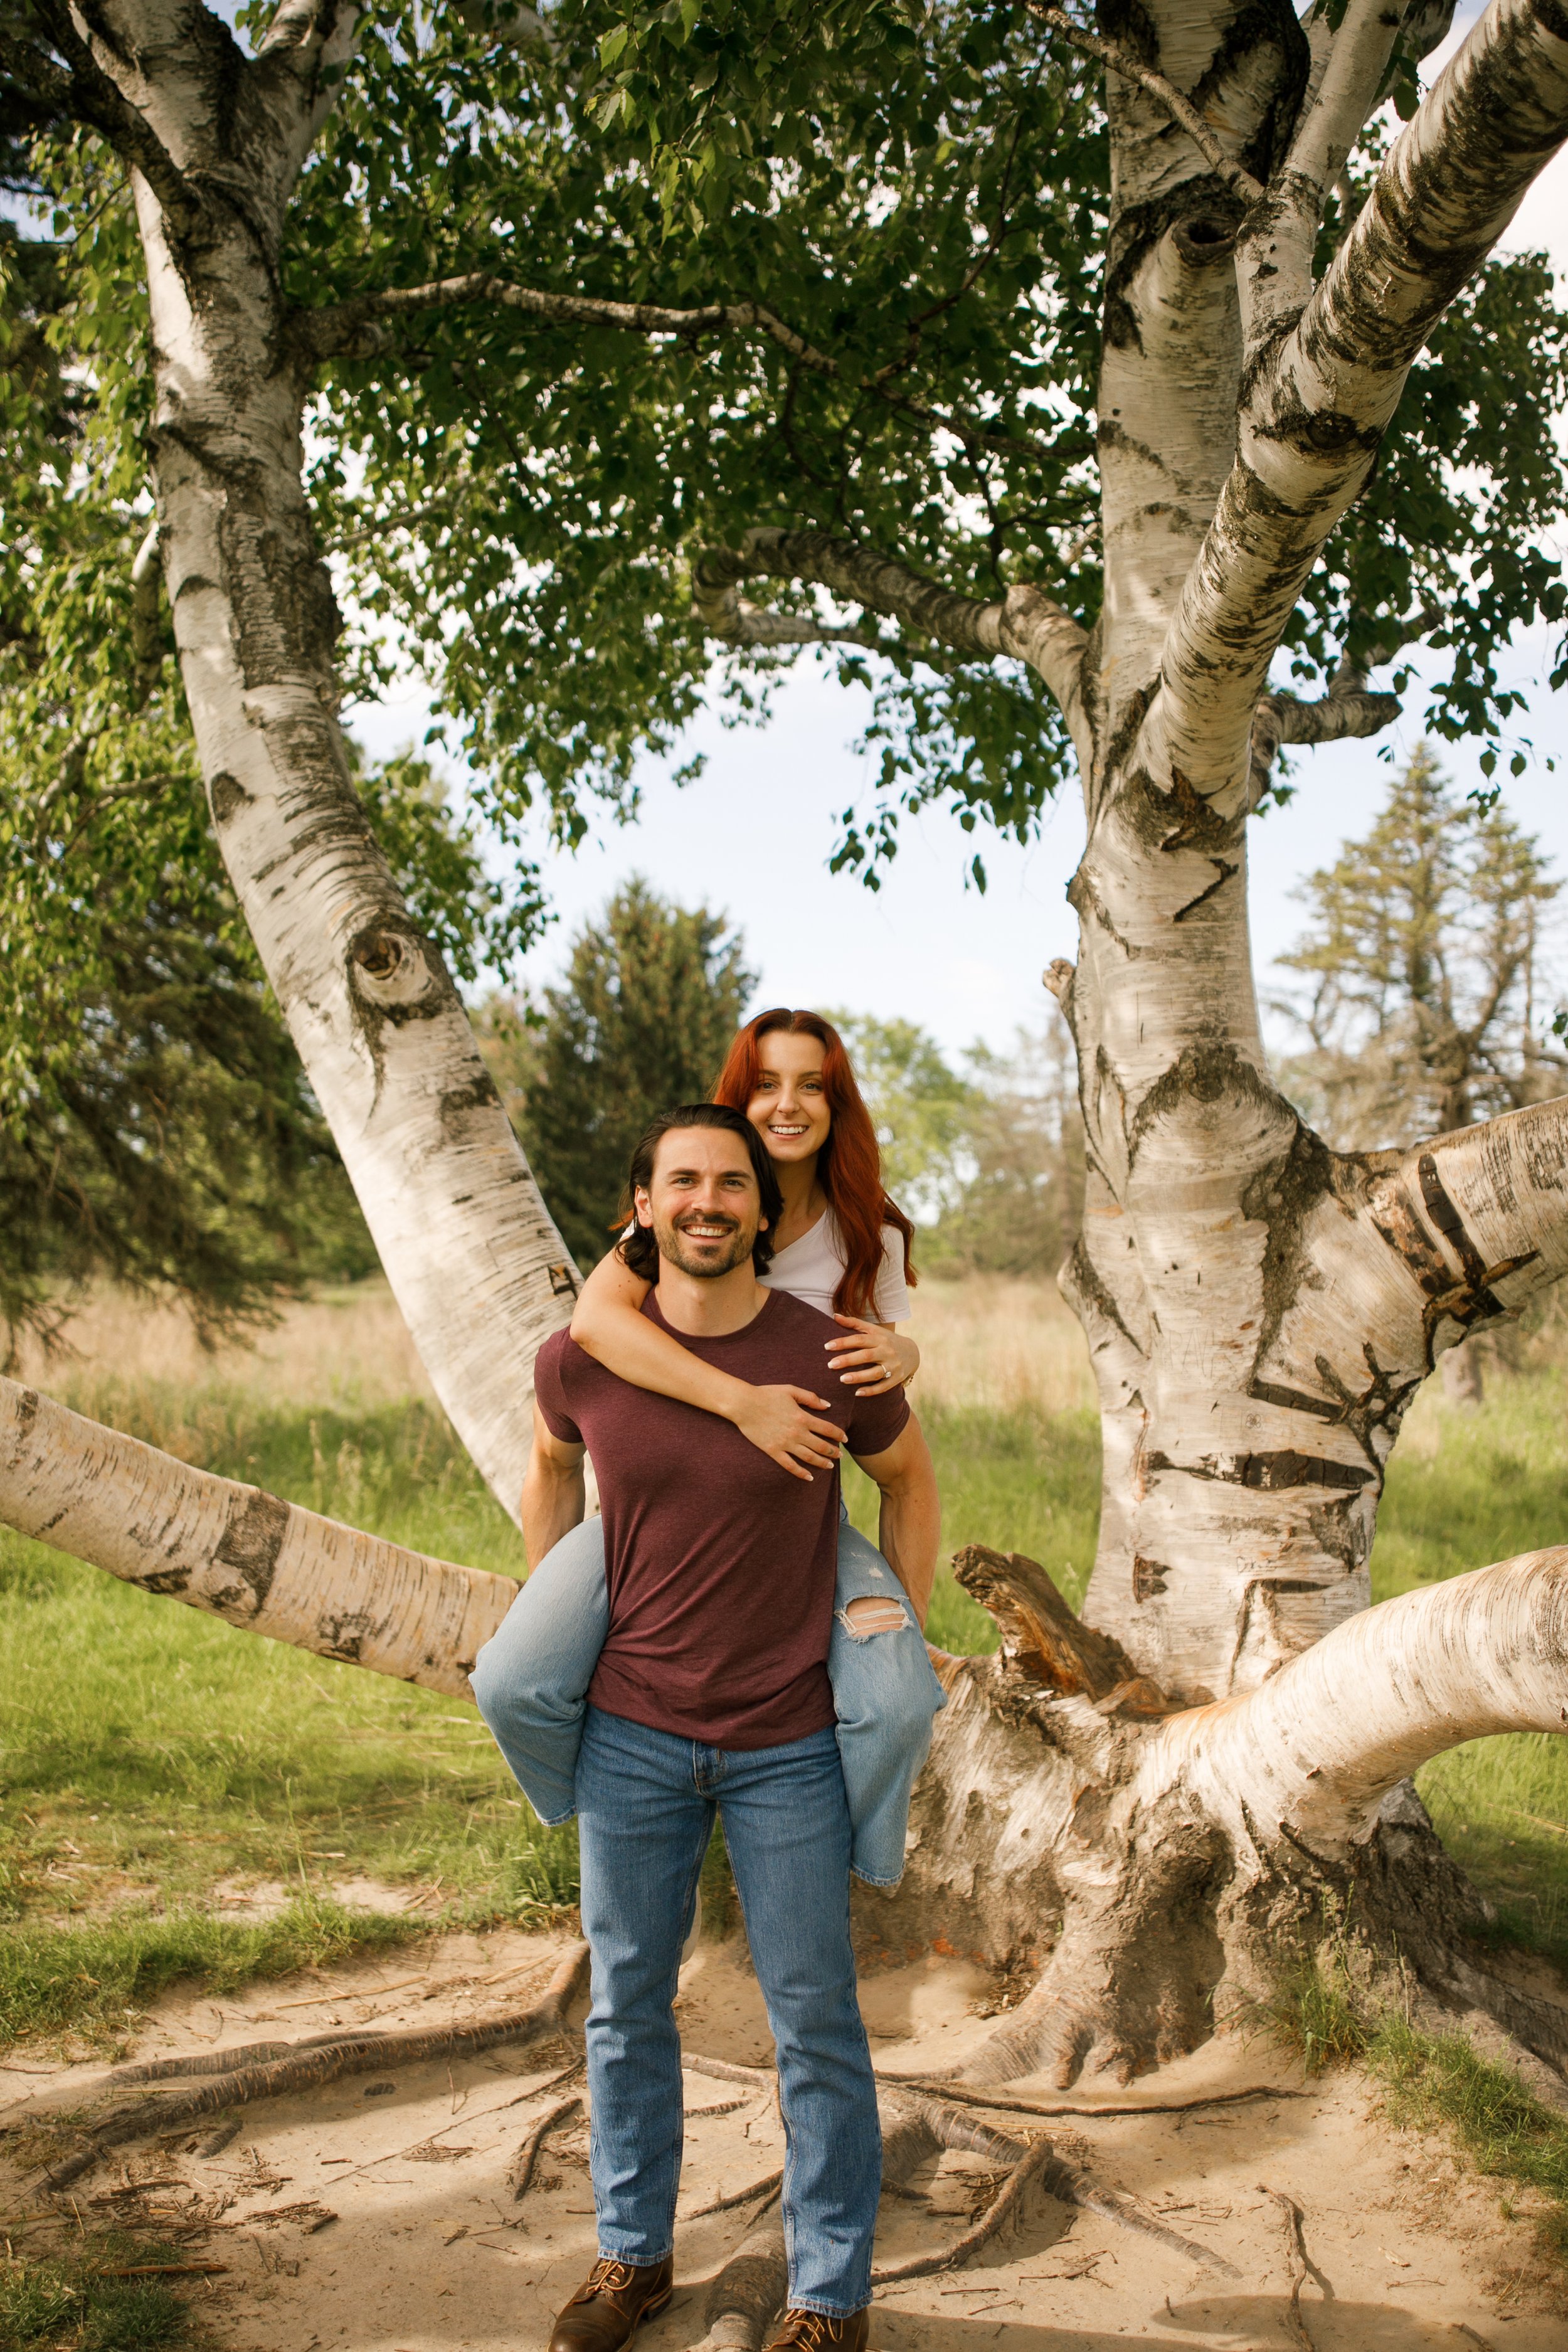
[0,1376,516,1698]
[1024,1,1264,203]
[1165,1547,1568,1856]
[693,529,1090,756]
[1148,0,1568,804]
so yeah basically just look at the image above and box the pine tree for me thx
[1278,747,1564,1149]
[515,882,755,1269]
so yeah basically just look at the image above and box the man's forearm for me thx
[522,1458,587,1570]
[876,1478,940,1627]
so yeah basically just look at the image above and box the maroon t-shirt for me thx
[532,1288,910,1749]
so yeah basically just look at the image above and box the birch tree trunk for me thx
[91,0,580,1522]
[9,0,1568,2098]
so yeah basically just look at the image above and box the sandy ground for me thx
[3,1926,1565,2352]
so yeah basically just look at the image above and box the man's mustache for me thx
[671,1209,743,1236]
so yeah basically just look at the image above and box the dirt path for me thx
[3,1927,1562,2351]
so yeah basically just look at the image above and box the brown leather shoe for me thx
[547,2255,674,2352]
[761,2310,869,2352]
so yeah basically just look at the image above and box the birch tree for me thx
[6,0,1568,2107]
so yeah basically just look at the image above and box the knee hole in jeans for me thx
[840,1596,909,1640]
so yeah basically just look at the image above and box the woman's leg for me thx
[470,1517,609,1825]
[829,1512,947,1887]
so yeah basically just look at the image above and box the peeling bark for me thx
[0,1375,516,1697]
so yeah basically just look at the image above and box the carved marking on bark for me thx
[212,1488,292,1613]
[1131,1554,1170,1601]
[1145,1447,1374,1491]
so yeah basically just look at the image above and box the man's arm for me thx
[521,1401,587,1570]
[850,1412,941,1628]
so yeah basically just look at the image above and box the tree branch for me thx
[1024,1,1264,203]
[9,8,203,236]
[299,277,1057,462]
[1246,677,1402,806]
[0,1375,516,1699]
[692,528,1089,753]
[1147,0,1568,805]
[1163,1547,1568,1859]
[302,275,838,366]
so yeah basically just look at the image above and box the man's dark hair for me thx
[615,1103,783,1283]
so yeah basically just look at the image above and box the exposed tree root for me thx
[682,2170,784,2219]
[34,1942,588,2193]
[869,2135,1059,2282]
[681,2056,773,2089]
[509,2095,581,2201]
[682,2210,789,2352]
[1259,2186,1318,2351]
[872,2074,1304,2119]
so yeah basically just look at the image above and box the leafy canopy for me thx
[4,0,1565,940]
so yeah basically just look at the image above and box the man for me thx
[524,1103,940,2352]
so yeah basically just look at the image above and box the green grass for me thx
[0,2235,196,2352]
[0,1390,576,2048]
[0,1896,423,2051]
[1271,1952,1568,2262]
[844,1400,1102,1655]
[5,1342,1568,2048]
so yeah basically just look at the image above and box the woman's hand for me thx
[731,1385,847,1481]
[826,1316,919,1394]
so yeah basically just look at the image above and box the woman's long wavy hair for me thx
[712,1009,916,1319]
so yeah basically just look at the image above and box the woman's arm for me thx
[569,1249,847,1481]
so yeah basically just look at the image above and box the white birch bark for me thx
[95,0,580,1521]
[0,1377,516,1697]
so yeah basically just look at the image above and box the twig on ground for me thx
[198,2117,243,2157]
[871,2135,1057,2281]
[682,2169,784,2220]
[34,1943,589,2193]
[509,2095,581,2201]
[94,2262,230,2278]
[1259,2186,1321,2350]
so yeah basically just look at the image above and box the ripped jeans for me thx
[470,1505,946,1887]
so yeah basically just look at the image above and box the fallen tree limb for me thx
[0,1377,516,1702]
[34,1944,588,2193]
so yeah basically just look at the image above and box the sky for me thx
[343,6,1568,1066]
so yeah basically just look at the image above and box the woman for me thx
[470,1009,946,1889]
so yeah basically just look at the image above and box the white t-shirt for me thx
[760,1210,911,1324]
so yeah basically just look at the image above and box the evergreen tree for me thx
[512,882,755,1269]
[1278,747,1564,1149]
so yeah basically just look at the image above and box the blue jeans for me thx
[470,1508,945,1885]
[575,1705,880,2312]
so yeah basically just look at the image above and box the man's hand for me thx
[731,1384,847,1481]
[852,1413,940,1626]
[521,1402,587,1569]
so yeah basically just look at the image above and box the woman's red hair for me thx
[712,1009,916,1318]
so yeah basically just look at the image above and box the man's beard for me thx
[654,1208,758,1280]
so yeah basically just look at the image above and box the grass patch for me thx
[0,1383,576,2048]
[1271,1952,1568,2262]
[845,1401,1102,1656]
[0,2235,195,2352]
[0,1896,425,2053]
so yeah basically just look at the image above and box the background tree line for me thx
[9,744,1560,1335]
